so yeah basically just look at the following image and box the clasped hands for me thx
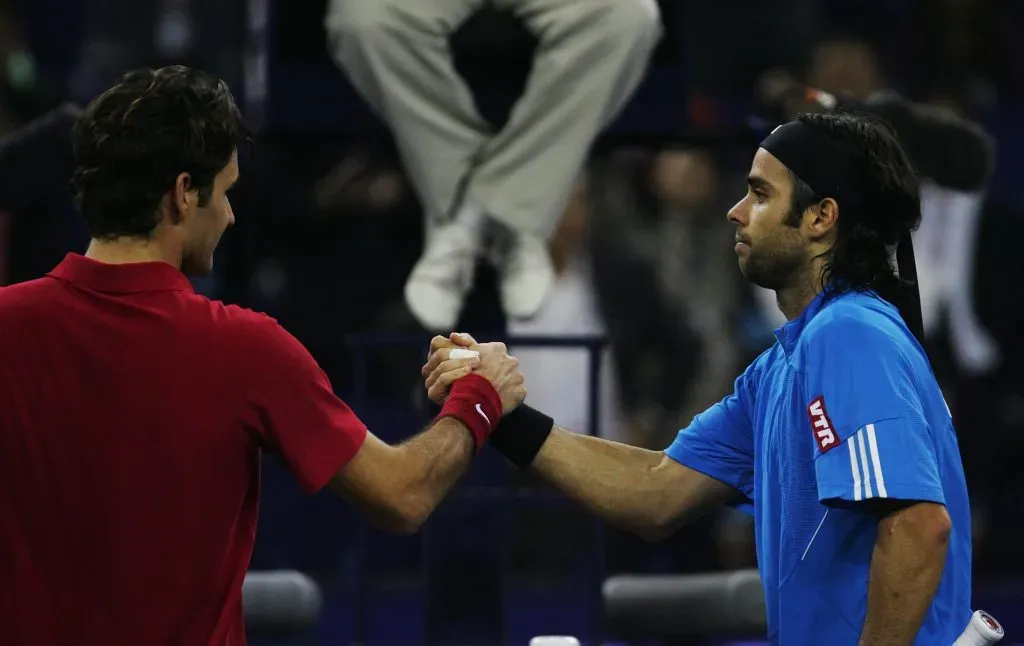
[420,332,526,414]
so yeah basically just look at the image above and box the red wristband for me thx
[437,373,502,453]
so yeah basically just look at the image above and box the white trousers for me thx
[325,0,661,238]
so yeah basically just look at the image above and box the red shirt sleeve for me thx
[237,313,367,493]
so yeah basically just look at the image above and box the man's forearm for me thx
[391,417,475,526]
[859,502,951,646]
[531,426,733,540]
[334,417,475,534]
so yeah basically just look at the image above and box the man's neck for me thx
[85,237,181,269]
[776,263,826,320]
[776,283,820,321]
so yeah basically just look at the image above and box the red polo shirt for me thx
[0,253,368,645]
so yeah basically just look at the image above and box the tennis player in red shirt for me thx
[0,66,523,646]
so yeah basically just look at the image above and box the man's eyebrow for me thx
[747,176,774,193]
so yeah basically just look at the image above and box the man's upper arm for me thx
[804,314,944,507]
[663,363,758,512]
[237,313,367,493]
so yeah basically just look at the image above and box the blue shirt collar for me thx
[773,289,832,355]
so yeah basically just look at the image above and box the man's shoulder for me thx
[0,276,61,301]
[794,292,913,370]
[803,293,905,347]
[178,297,315,376]
[182,295,287,344]
[0,276,71,319]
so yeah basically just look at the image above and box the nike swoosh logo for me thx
[475,403,491,425]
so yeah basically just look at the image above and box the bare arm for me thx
[420,333,738,541]
[326,340,524,535]
[531,426,736,541]
[327,417,475,535]
[858,501,952,646]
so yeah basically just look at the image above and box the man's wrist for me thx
[489,405,554,469]
[436,374,501,453]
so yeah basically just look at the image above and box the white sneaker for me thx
[404,221,481,330]
[498,232,554,320]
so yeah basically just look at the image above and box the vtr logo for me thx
[807,396,838,454]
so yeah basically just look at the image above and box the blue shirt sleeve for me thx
[664,361,757,513]
[802,311,945,506]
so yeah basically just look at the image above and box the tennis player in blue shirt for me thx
[425,112,973,645]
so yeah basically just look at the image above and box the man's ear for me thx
[168,172,195,224]
[807,197,839,241]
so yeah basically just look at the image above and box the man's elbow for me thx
[331,478,432,536]
[635,506,685,542]
[883,501,952,551]
[366,499,425,536]
[911,502,952,549]
[371,495,432,536]
[925,505,952,548]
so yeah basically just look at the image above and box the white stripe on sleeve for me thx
[857,429,874,498]
[865,423,888,498]
[848,432,863,501]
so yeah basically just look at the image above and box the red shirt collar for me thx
[47,253,195,294]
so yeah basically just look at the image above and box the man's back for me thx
[0,254,367,645]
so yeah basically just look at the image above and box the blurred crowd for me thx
[2,0,1023,642]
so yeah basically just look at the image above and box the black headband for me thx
[759,120,925,345]
[759,120,864,203]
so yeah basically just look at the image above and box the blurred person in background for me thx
[588,147,741,451]
[909,0,1022,108]
[324,0,661,331]
[586,147,753,574]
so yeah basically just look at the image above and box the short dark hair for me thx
[787,112,921,304]
[71,66,250,239]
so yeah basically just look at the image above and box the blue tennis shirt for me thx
[666,289,972,645]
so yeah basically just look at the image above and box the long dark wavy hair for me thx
[786,112,922,307]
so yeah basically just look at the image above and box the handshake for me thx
[420,332,527,414]
[420,332,555,468]
[421,331,554,470]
